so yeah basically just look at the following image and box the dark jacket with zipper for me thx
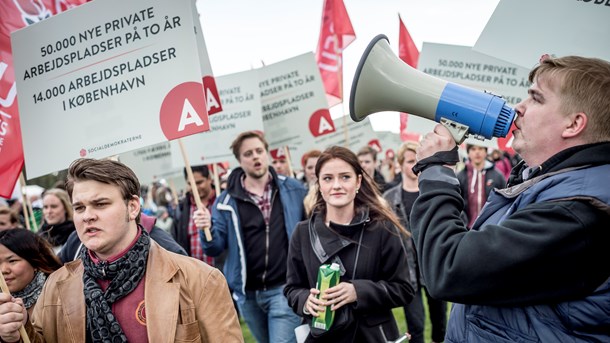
[202,167,306,303]
[284,208,414,342]
[412,142,610,342]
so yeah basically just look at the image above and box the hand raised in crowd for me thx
[192,207,211,229]
[0,293,27,343]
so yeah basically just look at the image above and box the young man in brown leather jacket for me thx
[0,158,243,343]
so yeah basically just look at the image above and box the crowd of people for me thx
[0,54,608,342]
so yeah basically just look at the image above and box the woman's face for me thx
[318,158,362,211]
[0,244,35,293]
[43,194,66,225]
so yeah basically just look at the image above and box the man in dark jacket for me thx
[457,143,506,228]
[194,131,307,343]
[411,56,610,342]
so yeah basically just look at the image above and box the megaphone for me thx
[350,35,515,144]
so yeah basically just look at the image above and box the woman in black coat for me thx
[284,146,413,342]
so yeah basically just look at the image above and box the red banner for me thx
[0,0,87,198]
[397,14,419,142]
[315,0,355,108]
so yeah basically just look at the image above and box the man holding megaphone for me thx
[405,55,610,342]
[351,34,610,341]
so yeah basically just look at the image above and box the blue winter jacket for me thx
[446,165,610,342]
[201,167,306,303]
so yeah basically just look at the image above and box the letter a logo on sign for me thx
[318,116,333,134]
[160,82,210,140]
[308,109,336,137]
[178,98,204,131]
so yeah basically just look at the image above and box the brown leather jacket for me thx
[26,241,243,342]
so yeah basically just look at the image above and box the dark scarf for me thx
[13,271,46,309]
[39,220,75,247]
[81,229,150,343]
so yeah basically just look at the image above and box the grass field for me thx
[240,294,451,342]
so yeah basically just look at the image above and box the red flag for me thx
[0,0,87,198]
[316,0,355,108]
[397,14,420,142]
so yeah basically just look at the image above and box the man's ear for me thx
[128,196,141,220]
[562,112,588,138]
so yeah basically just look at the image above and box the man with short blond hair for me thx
[412,56,610,341]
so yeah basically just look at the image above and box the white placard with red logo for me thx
[191,2,223,116]
[259,52,330,167]
[474,0,610,69]
[309,115,376,154]
[170,68,263,167]
[11,0,212,178]
[413,42,530,153]
[119,142,182,185]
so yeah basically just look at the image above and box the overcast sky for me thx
[196,0,501,131]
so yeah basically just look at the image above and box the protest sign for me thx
[191,4,222,115]
[0,1,110,197]
[12,0,211,178]
[413,42,530,153]
[310,115,375,153]
[259,52,330,167]
[172,68,263,167]
[474,0,610,69]
[119,142,181,185]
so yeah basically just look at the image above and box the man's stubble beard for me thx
[246,168,268,180]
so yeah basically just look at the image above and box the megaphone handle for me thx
[439,118,469,144]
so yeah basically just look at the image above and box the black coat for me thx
[284,208,413,342]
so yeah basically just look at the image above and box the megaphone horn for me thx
[349,34,515,144]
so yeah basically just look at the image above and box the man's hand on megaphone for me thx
[412,124,459,175]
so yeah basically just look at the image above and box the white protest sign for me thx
[191,1,223,116]
[119,142,181,185]
[12,0,210,178]
[412,42,530,152]
[310,115,376,154]
[474,0,610,68]
[171,68,263,167]
[259,53,329,165]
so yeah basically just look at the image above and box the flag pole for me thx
[335,32,349,149]
[18,173,33,231]
[178,139,213,241]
